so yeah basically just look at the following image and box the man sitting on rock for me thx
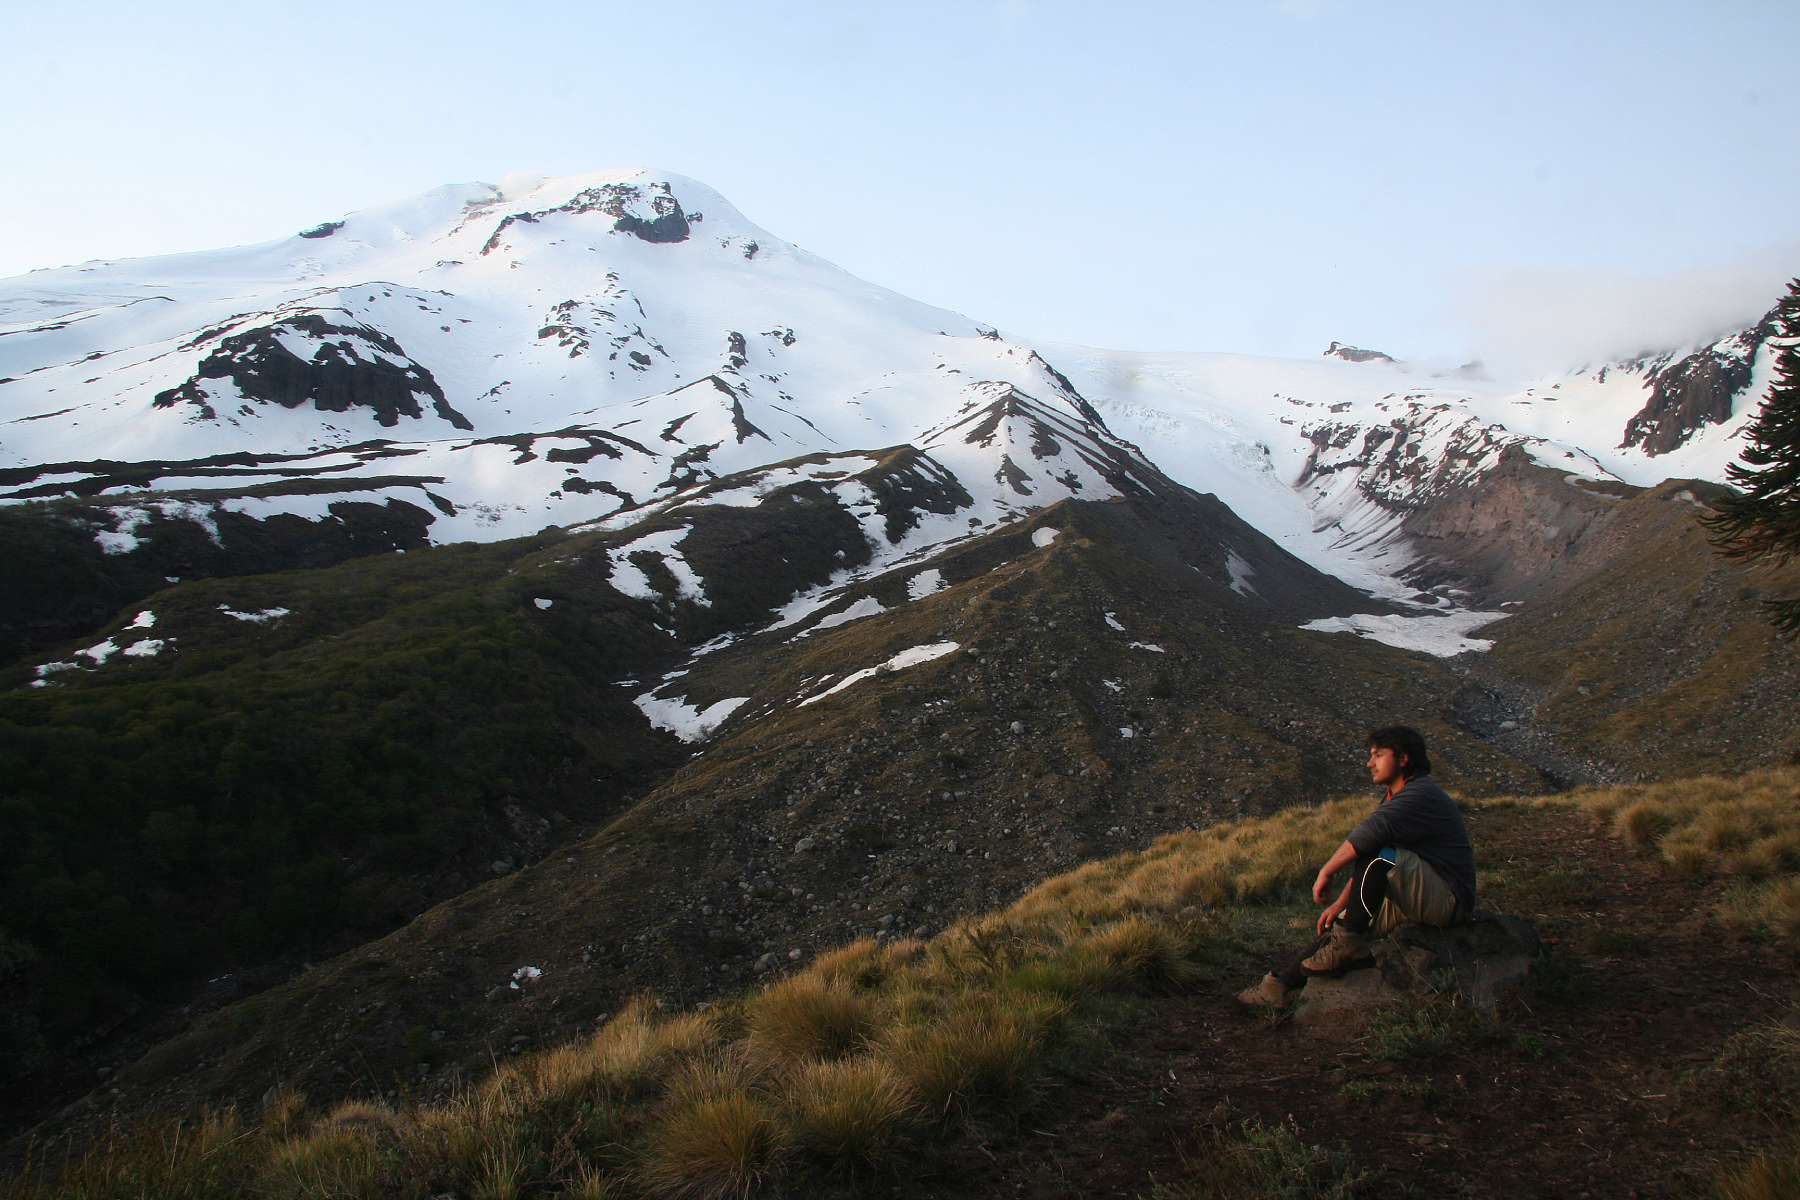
[1236,725,1476,1008]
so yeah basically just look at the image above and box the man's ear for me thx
[1396,751,1409,774]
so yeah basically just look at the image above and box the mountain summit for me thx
[0,169,1783,595]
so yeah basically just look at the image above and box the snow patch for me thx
[219,605,291,623]
[1032,527,1060,548]
[1300,608,1506,657]
[796,595,887,638]
[907,569,946,601]
[634,691,749,742]
[798,641,960,707]
[79,639,118,665]
[534,597,554,610]
[1225,549,1258,597]
[1129,642,1165,653]
[123,639,166,657]
[1103,611,1126,632]
[127,610,156,630]
[608,526,710,606]
[94,508,150,555]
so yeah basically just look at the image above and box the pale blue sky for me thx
[3,0,1794,367]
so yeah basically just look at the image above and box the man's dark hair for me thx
[1369,725,1431,778]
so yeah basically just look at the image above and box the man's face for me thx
[1367,745,1406,788]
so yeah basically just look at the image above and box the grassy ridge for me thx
[13,767,1799,1197]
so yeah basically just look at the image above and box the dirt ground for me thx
[893,802,1796,1199]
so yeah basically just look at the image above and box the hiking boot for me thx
[1300,925,1373,976]
[1233,973,1291,1009]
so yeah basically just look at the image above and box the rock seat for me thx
[1293,912,1541,1030]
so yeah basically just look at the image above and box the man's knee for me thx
[1388,848,1458,927]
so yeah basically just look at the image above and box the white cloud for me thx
[1450,246,1798,373]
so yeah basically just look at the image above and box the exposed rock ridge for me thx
[1324,341,1395,363]
[1619,303,1781,455]
[153,311,472,431]
[480,180,693,255]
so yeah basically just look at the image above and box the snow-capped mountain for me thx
[0,169,1782,606]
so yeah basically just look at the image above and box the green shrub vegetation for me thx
[0,483,871,1079]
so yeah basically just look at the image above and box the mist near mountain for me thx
[1451,245,1799,375]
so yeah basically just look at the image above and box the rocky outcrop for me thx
[1396,445,1629,601]
[154,314,472,431]
[481,181,692,255]
[1324,341,1395,363]
[1294,913,1541,1028]
[1619,305,1779,456]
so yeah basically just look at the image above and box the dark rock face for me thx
[1324,341,1395,363]
[297,220,344,240]
[1620,307,1777,455]
[154,314,472,431]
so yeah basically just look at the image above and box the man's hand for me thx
[1315,900,1346,938]
[1311,840,1359,905]
[1311,869,1333,906]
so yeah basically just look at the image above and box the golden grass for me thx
[560,1161,616,1199]
[1717,1146,1800,1200]
[874,992,1066,1116]
[642,1089,788,1200]
[781,1056,918,1165]
[262,1127,380,1200]
[743,975,876,1067]
[1550,766,1800,935]
[2,1110,258,1200]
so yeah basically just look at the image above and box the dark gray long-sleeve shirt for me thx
[1346,774,1476,915]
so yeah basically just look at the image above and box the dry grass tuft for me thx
[1716,1143,1800,1200]
[1068,916,1205,994]
[259,1085,308,1140]
[806,939,889,990]
[783,1056,919,1166]
[561,1161,616,1199]
[744,976,877,1067]
[262,1126,380,1200]
[642,1089,789,1200]
[875,993,1066,1118]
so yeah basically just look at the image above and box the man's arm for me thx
[1312,839,1358,905]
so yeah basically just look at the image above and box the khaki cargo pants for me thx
[1370,846,1461,935]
